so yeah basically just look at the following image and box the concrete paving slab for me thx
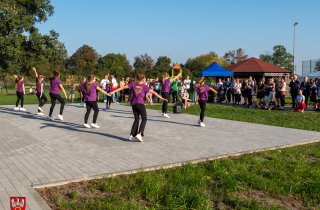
[0,103,319,209]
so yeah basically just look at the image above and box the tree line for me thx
[0,0,294,83]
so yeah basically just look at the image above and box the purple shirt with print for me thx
[196,85,210,101]
[128,82,150,105]
[49,77,62,94]
[36,78,43,92]
[17,81,24,92]
[159,79,170,93]
[85,82,98,101]
[106,85,111,93]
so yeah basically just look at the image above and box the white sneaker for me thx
[198,120,201,124]
[14,107,19,111]
[91,123,100,128]
[161,112,164,115]
[163,113,170,118]
[104,100,107,102]
[47,116,54,121]
[83,103,86,107]
[129,135,133,141]
[184,106,186,109]
[58,114,63,121]
[20,108,26,111]
[135,134,143,142]
[300,110,304,113]
[38,107,43,112]
[200,122,206,127]
[84,123,91,128]
[37,112,44,115]
[116,102,118,104]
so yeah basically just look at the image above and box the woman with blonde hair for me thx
[195,77,218,127]
[109,73,167,142]
[47,71,67,121]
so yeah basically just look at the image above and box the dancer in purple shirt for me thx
[195,77,218,127]
[13,75,26,111]
[109,73,167,142]
[76,75,108,128]
[32,67,48,115]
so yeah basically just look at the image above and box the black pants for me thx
[85,101,99,124]
[280,95,285,107]
[36,92,48,112]
[235,94,241,104]
[49,93,65,116]
[187,89,190,98]
[16,91,24,107]
[81,91,86,102]
[291,94,297,107]
[161,92,170,113]
[247,93,252,105]
[106,96,112,107]
[226,90,231,102]
[199,100,206,122]
[131,104,147,136]
[172,90,178,103]
[232,92,235,103]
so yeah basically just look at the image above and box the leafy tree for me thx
[133,53,154,71]
[95,53,133,79]
[49,42,68,72]
[314,60,320,72]
[0,0,58,75]
[68,44,99,75]
[223,48,248,64]
[259,45,293,70]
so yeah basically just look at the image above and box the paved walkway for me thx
[0,104,320,210]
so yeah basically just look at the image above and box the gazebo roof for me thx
[225,57,291,73]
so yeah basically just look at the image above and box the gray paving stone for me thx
[0,103,320,209]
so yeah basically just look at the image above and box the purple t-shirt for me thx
[17,81,24,92]
[81,81,86,92]
[49,77,62,94]
[36,78,43,92]
[85,82,98,101]
[128,82,151,105]
[106,85,111,93]
[160,79,170,93]
[196,85,210,101]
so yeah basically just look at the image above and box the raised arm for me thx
[32,67,38,78]
[170,73,181,82]
[210,87,218,93]
[59,84,67,99]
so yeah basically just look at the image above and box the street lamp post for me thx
[293,22,298,75]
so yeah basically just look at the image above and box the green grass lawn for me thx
[144,103,320,132]
[37,142,320,210]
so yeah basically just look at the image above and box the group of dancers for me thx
[14,69,212,142]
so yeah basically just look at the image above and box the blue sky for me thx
[36,0,320,75]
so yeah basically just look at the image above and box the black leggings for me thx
[49,93,65,116]
[36,92,48,112]
[106,96,112,107]
[85,101,99,124]
[131,104,147,136]
[16,91,24,107]
[81,91,86,102]
[280,95,285,107]
[291,94,297,107]
[199,100,206,122]
[234,94,241,104]
[161,92,170,113]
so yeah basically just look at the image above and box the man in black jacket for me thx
[300,76,311,107]
[289,76,300,108]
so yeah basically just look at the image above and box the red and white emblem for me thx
[10,197,26,210]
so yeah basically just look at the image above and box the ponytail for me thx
[53,71,60,78]
[36,75,43,86]
[161,73,168,82]
[15,76,23,88]
[135,73,145,82]
[85,75,95,92]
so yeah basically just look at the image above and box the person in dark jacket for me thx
[289,76,300,108]
[300,76,311,107]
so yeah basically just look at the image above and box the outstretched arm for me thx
[109,85,128,96]
[210,87,218,93]
[96,87,108,95]
[149,90,167,102]
[169,73,181,82]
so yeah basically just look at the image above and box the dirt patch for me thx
[247,189,304,210]
[306,156,318,162]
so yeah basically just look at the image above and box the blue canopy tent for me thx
[197,62,234,77]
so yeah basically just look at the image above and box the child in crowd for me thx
[146,86,153,105]
[29,86,35,96]
[69,84,75,103]
[257,98,266,110]
[181,89,190,109]
[267,97,276,110]
[294,89,306,112]
[250,99,257,109]
[106,82,113,109]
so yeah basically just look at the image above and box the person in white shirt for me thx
[294,89,306,112]
[181,89,190,109]
[183,75,191,99]
[110,74,118,104]
[279,77,286,109]
[100,74,109,102]
[216,78,223,89]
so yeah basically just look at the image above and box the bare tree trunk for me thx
[3,77,9,95]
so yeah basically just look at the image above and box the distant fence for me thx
[302,59,320,75]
